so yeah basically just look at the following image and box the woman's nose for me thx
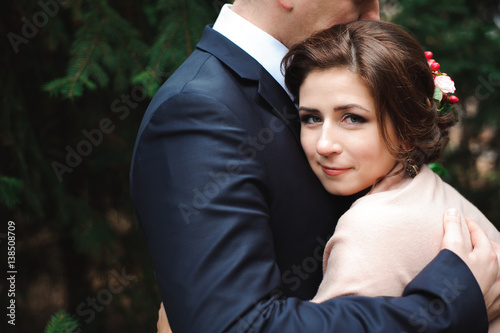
[316,130,342,157]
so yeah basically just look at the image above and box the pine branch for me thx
[141,17,181,97]
[42,0,150,99]
[67,19,107,99]
[42,77,75,97]
[44,311,79,333]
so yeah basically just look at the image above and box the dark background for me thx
[1,0,499,331]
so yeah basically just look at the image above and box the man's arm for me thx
[226,250,485,332]
[131,93,492,332]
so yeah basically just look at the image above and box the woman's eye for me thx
[300,114,322,124]
[342,114,366,124]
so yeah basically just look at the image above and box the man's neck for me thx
[231,0,281,42]
[213,4,291,98]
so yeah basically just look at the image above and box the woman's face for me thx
[298,67,398,196]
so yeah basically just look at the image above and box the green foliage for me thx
[42,0,215,99]
[44,311,80,333]
[42,0,146,98]
[0,176,24,209]
[428,163,450,179]
[3,0,218,331]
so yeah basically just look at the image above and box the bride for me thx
[283,19,500,330]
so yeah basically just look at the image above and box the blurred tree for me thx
[2,0,219,331]
[389,0,500,224]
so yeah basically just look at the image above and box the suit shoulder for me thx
[150,52,250,111]
[169,50,244,94]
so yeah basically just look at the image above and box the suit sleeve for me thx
[130,92,488,333]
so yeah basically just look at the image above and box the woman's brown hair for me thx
[282,20,457,172]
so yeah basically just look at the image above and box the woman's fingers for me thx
[441,208,463,252]
[466,217,493,253]
[482,240,500,321]
[441,209,498,297]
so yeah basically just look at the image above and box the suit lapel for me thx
[257,69,301,145]
[196,26,301,145]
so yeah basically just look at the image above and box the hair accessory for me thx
[406,159,420,178]
[425,51,459,117]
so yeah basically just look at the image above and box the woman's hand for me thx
[441,208,500,320]
[483,240,500,321]
[157,302,173,333]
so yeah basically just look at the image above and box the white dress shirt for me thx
[213,4,292,98]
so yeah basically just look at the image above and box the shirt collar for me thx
[213,4,291,98]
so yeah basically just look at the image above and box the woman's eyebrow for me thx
[298,106,320,113]
[299,104,372,113]
[334,104,371,113]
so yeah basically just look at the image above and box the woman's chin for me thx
[324,187,361,197]
[323,184,373,197]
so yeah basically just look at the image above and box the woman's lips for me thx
[321,165,350,176]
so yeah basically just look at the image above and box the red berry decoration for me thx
[430,62,440,71]
[449,95,459,104]
[425,51,433,60]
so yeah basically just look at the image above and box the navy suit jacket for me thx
[130,26,488,332]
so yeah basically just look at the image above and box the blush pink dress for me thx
[312,165,500,331]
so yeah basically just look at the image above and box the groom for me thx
[130,1,499,331]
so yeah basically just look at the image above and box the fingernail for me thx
[447,208,459,216]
